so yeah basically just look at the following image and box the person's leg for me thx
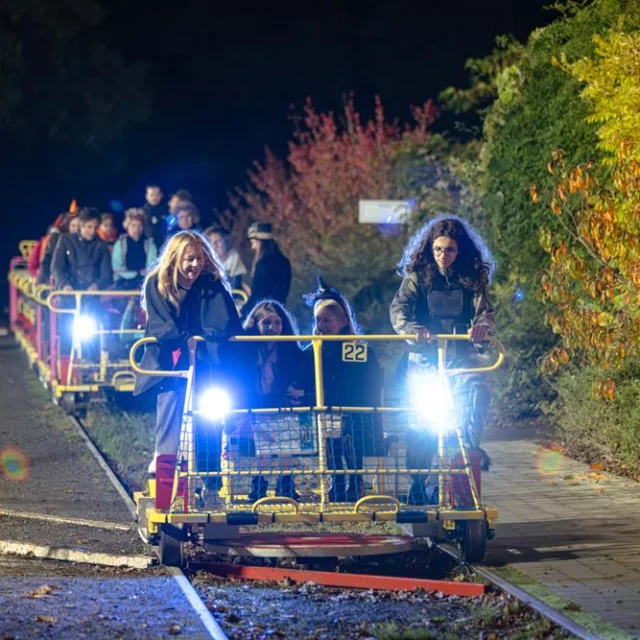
[326,436,346,501]
[151,381,186,474]
[344,414,365,501]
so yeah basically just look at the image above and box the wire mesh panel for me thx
[176,408,481,516]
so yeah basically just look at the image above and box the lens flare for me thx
[1,447,29,481]
[536,448,564,476]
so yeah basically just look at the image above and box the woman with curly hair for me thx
[390,216,496,501]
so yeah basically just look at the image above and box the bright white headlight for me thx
[408,372,453,430]
[198,387,232,421]
[73,315,97,342]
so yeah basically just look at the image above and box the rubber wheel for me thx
[460,520,486,563]
[60,393,76,415]
[160,524,184,567]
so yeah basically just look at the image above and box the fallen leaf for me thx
[26,585,58,599]
[589,462,605,471]
[36,616,57,624]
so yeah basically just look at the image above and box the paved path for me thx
[0,337,212,638]
[485,436,640,638]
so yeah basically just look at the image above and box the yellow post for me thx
[312,338,328,510]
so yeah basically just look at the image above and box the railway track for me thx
[66,409,599,640]
[66,414,229,640]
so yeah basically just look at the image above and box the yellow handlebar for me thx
[47,289,140,313]
[231,288,249,304]
[129,333,506,378]
[19,240,39,259]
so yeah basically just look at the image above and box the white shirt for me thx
[222,248,247,278]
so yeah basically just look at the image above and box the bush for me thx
[545,364,640,477]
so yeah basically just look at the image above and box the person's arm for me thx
[112,239,133,280]
[97,243,113,289]
[470,284,495,342]
[52,236,71,289]
[389,273,429,338]
[145,239,158,273]
[144,277,188,349]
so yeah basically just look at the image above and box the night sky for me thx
[4,0,561,299]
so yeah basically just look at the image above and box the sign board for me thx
[358,200,411,225]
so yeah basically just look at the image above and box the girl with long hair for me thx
[238,300,306,500]
[134,231,243,494]
[390,215,496,501]
[243,223,291,314]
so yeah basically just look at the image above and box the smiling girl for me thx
[135,231,243,479]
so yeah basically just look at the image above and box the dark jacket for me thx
[390,269,494,363]
[244,250,291,313]
[305,329,383,408]
[142,203,167,250]
[37,230,61,285]
[51,234,113,290]
[246,337,308,409]
[134,272,244,396]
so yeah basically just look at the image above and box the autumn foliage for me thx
[225,96,436,302]
[537,29,640,398]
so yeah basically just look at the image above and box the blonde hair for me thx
[142,230,225,313]
[123,207,147,231]
[313,299,356,335]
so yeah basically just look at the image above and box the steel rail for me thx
[66,415,229,640]
[439,546,601,640]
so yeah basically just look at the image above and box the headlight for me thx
[198,387,232,421]
[73,315,97,342]
[408,372,454,430]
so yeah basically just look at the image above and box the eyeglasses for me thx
[433,247,457,256]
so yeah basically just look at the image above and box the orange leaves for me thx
[529,184,539,204]
[592,378,616,401]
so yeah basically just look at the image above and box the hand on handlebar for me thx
[415,327,431,342]
[469,324,491,343]
[63,285,73,292]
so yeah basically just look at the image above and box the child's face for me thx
[68,217,81,234]
[432,236,458,271]
[314,308,346,335]
[258,312,283,336]
[179,243,204,283]
[127,219,143,241]
[146,187,162,206]
[208,233,227,258]
[80,220,99,241]
[100,219,115,235]
[177,210,194,230]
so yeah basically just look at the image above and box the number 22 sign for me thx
[342,342,368,363]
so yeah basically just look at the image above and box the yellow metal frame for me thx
[9,267,143,396]
[130,333,505,530]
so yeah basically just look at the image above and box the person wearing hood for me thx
[305,278,383,503]
[390,215,496,503]
[243,223,291,314]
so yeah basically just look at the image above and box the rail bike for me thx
[131,333,505,567]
